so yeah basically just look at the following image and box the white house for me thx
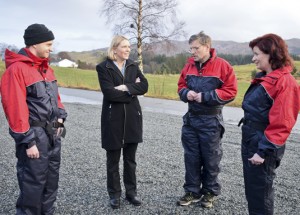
[57,59,78,68]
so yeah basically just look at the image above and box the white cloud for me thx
[0,0,300,51]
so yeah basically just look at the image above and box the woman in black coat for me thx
[96,35,148,209]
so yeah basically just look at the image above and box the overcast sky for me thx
[1,0,299,52]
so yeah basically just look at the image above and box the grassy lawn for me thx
[54,66,100,90]
[0,60,299,107]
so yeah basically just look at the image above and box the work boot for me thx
[177,192,201,206]
[200,192,216,208]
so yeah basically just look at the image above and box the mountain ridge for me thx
[2,38,300,65]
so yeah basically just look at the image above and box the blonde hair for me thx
[107,35,129,61]
[189,31,211,48]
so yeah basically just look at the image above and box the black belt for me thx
[189,109,221,116]
[30,120,65,138]
[238,118,268,131]
[30,121,64,129]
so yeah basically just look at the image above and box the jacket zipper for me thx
[107,61,133,146]
[122,63,130,145]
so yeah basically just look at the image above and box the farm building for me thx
[55,59,78,68]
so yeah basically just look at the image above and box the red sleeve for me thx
[215,63,238,102]
[177,64,189,93]
[57,93,65,109]
[0,65,30,133]
[263,80,300,146]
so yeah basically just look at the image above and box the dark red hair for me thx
[249,33,293,70]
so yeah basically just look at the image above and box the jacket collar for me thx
[105,58,135,69]
[252,66,292,85]
[22,48,49,71]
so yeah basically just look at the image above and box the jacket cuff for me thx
[26,140,37,149]
[256,149,266,159]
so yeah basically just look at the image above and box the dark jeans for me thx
[242,124,285,215]
[181,113,223,196]
[15,128,61,215]
[106,143,138,199]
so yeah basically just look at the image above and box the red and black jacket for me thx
[178,48,237,113]
[0,48,67,145]
[242,66,300,157]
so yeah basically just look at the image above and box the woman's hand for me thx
[248,153,265,165]
[114,85,129,91]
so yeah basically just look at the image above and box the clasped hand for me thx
[187,90,202,103]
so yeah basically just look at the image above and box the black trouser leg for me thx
[106,149,122,198]
[42,138,61,215]
[241,125,285,215]
[123,143,138,197]
[16,129,60,215]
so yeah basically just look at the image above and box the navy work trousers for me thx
[181,113,224,196]
[241,124,285,215]
[15,127,61,215]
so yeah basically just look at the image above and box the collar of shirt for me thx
[113,60,126,76]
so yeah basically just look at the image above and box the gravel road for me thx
[0,103,299,215]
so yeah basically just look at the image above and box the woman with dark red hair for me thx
[240,34,300,214]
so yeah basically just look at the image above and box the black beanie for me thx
[23,23,55,46]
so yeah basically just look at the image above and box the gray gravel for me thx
[0,103,299,215]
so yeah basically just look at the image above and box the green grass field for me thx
[0,60,299,107]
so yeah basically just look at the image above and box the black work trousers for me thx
[15,128,61,215]
[241,124,285,215]
[106,143,138,199]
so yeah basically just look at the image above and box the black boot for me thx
[126,195,142,206]
[109,198,120,209]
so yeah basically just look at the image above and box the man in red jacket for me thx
[0,23,67,215]
[177,31,237,208]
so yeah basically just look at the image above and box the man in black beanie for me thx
[0,23,67,215]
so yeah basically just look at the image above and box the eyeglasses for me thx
[188,46,200,53]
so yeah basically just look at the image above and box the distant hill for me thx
[59,38,300,66]
[66,49,106,65]
[2,39,300,66]
[146,38,300,56]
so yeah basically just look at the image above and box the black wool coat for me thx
[96,58,148,150]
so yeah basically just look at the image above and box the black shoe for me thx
[126,196,142,206]
[109,198,120,209]
[177,192,201,206]
[200,192,216,208]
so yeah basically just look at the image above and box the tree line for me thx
[57,49,299,74]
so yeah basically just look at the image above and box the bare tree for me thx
[101,0,186,72]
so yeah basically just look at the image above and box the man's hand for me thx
[187,90,197,101]
[135,77,140,83]
[26,145,39,159]
[114,85,129,91]
[56,118,64,138]
[194,93,202,103]
[248,153,265,165]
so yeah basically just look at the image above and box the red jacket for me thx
[243,67,300,151]
[0,48,67,144]
[178,49,237,112]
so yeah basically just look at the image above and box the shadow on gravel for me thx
[1,103,299,215]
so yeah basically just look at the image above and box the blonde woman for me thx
[96,35,148,209]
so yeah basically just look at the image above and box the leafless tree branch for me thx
[100,0,186,71]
